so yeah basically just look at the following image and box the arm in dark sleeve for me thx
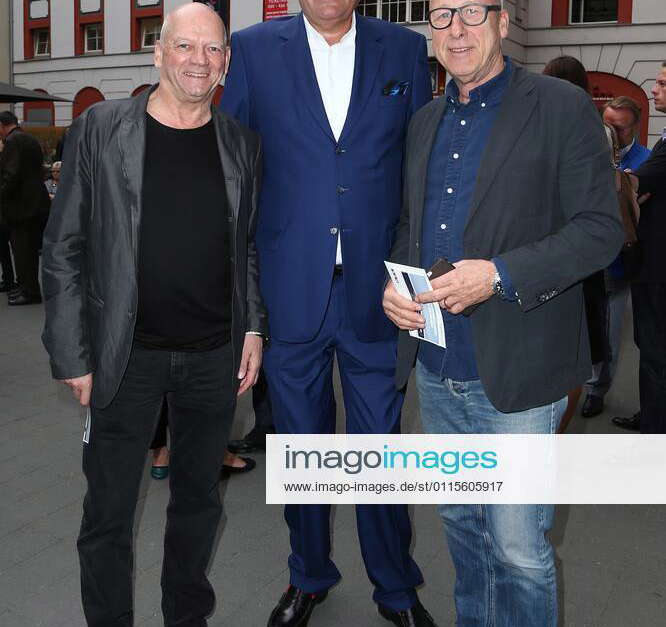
[245,139,269,337]
[408,35,432,119]
[41,114,94,379]
[219,33,252,126]
[635,140,666,195]
[497,89,625,312]
[0,135,21,201]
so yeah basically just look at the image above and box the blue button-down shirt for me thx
[418,59,513,381]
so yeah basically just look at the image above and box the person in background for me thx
[613,62,666,433]
[226,370,274,454]
[0,110,50,306]
[45,161,61,200]
[0,134,16,292]
[580,97,651,418]
[542,55,601,432]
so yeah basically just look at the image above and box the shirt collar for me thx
[445,56,513,106]
[303,11,356,51]
[619,138,635,160]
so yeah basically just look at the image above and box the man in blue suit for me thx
[221,1,434,625]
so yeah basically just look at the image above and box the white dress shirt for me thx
[303,13,356,265]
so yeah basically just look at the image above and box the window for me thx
[33,29,50,56]
[84,23,103,52]
[141,17,161,48]
[570,0,618,23]
[29,0,48,19]
[357,0,429,23]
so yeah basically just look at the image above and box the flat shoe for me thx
[221,456,256,479]
[151,465,169,480]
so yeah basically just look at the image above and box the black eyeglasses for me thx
[428,4,502,29]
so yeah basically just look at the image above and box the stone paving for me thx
[1,296,665,626]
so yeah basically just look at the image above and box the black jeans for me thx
[79,342,236,627]
[10,215,44,297]
[632,282,666,433]
[0,222,15,285]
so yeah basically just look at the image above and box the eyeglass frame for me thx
[428,3,503,30]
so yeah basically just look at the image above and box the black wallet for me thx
[427,257,479,317]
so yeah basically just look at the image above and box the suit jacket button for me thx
[336,185,348,194]
[330,227,338,235]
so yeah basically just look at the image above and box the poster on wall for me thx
[264,0,288,21]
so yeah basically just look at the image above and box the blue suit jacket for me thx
[221,12,431,343]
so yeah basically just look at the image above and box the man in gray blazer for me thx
[41,5,266,626]
[383,1,624,625]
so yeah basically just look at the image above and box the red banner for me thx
[264,0,288,21]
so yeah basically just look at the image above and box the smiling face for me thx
[154,4,229,105]
[429,0,508,93]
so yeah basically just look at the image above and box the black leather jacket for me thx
[41,86,268,408]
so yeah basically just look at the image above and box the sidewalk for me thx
[0,297,664,626]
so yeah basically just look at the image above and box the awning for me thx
[0,82,70,103]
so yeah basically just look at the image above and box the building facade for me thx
[11,0,666,146]
[1,0,10,85]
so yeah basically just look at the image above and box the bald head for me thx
[160,2,227,48]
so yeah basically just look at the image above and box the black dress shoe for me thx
[0,281,17,293]
[8,292,42,306]
[228,427,273,454]
[220,455,256,479]
[612,411,640,431]
[7,286,22,298]
[267,585,327,627]
[379,600,438,626]
[581,394,604,418]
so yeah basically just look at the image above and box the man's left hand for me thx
[416,259,496,314]
[237,334,263,396]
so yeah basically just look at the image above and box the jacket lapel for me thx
[279,14,335,142]
[213,112,241,230]
[118,87,152,267]
[339,14,384,144]
[467,67,537,225]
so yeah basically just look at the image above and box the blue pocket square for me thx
[383,81,410,96]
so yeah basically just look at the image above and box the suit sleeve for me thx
[245,139,269,337]
[41,113,94,379]
[635,140,666,195]
[408,36,432,119]
[497,89,625,312]
[220,33,252,126]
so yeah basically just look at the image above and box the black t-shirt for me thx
[134,113,232,351]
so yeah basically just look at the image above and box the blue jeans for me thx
[416,361,566,627]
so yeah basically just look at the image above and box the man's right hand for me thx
[383,282,425,331]
[63,373,93,406]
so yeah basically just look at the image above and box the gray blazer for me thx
[390,67,625,413]
[41,86,268,409]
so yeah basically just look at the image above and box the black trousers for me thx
[79,342,236,627]
[0,222,15,285]
[9,216,44,297]
[150,368,273,450]
[632,282,666,433]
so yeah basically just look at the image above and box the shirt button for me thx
[330,227,338,235]
[440,224,447,230]
[453,153,459,159]
[460,120,466,126]
[447,187,454,194]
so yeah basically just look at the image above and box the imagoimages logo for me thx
[284,444,498,475]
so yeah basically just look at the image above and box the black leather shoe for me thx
[267,585,327,626]
[221,455,256,479]
[581,394,604,418]
[228,427,274,454]
[7,286,22,298]
[0,280,17,293]
[8,292,42,306]
[379,600,438,626]
[612,412,640,431]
